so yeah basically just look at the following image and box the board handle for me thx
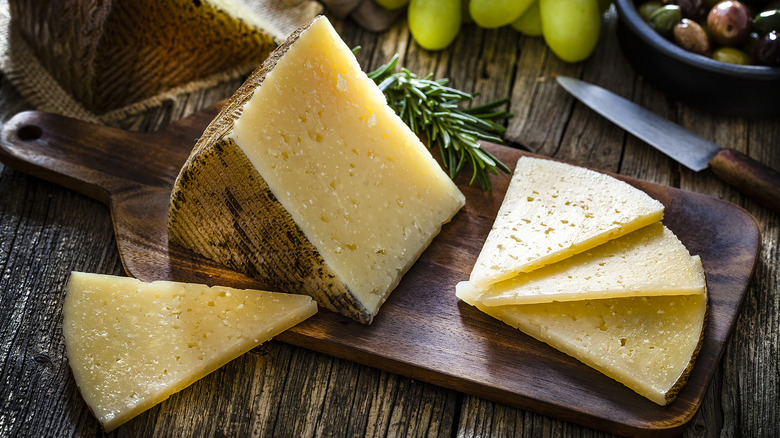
[0,111,184,204]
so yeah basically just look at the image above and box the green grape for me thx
[375,0,409,10]
[539,0,601,62]
[470,0,536,29]
[408,0,462,50]
[511,1,542,36]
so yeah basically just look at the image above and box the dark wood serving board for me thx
[0,108,760,437]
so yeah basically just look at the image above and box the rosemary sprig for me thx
[366,53,512,191]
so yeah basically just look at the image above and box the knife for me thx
[556,76,780,213]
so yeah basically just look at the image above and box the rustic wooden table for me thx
[0,5,778,438]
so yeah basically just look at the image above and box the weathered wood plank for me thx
[719,204,780,437]
[556,14,634,172]
[0,4,778,437]
[0,174,122,437]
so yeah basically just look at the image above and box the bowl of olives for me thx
[615,0,780,116]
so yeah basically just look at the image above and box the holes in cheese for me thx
[62,272,317,432]
[458,157,708,405]
[471,223,706,306]
[468,156,665,289]
[456,282,707,406]
[168,17,465,324]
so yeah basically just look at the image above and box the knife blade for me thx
[556,76,780,213]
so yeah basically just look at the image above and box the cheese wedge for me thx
[469,156,664,289]
[473,223,706,306]
[168,16,465,324]
[457,281,707,405]
[62,272,317,432]
[10,0,280,113]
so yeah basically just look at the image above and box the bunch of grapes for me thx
[376,0,612,62]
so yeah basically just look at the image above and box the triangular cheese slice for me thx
[62,272,317,432]
[456,280,707,405]
[168,16,465,324]
[469,223,705,306]
[468,156,664,289]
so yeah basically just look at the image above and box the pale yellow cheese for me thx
[457,281,707,405]
[468,156,664,289]
[169,16,465,324]
[471,223,705,306]
[62,272,317,431]
[229,17,465,311]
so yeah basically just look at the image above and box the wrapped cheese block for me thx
[62,272,317,432]
[168,16,465,324]
[9,0,279,113]
[468,156,665,289]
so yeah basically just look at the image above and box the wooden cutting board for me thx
[0,108,760,437]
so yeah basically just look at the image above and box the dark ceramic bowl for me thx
[615,0,780,117]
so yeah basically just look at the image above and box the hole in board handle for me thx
[17,125,43,141]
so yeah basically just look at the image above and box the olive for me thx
[712,46,752,63]
[753,9,780,36]
[754,30,780,65]
[648,5,683,38]
[674,18,711,54]
[669,0,708,21]
[707,1,752,46]
[638,1,664,21]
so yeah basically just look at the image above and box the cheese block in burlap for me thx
[168,17,465,324]
[9,0,279,114]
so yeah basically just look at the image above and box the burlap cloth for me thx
[0,0,405,130]
[0,0,326,130]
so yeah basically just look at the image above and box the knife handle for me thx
[710,148,780,213]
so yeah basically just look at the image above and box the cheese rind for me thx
[62,272,317,431]
[168,17,465,324]
[456,281,707,405]
[475,223,706,306]
[468,156,665,289]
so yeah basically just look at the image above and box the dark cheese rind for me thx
[169,135,373,324]
[169,19,374,323]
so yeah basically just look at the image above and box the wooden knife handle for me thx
[710,148,780,213]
